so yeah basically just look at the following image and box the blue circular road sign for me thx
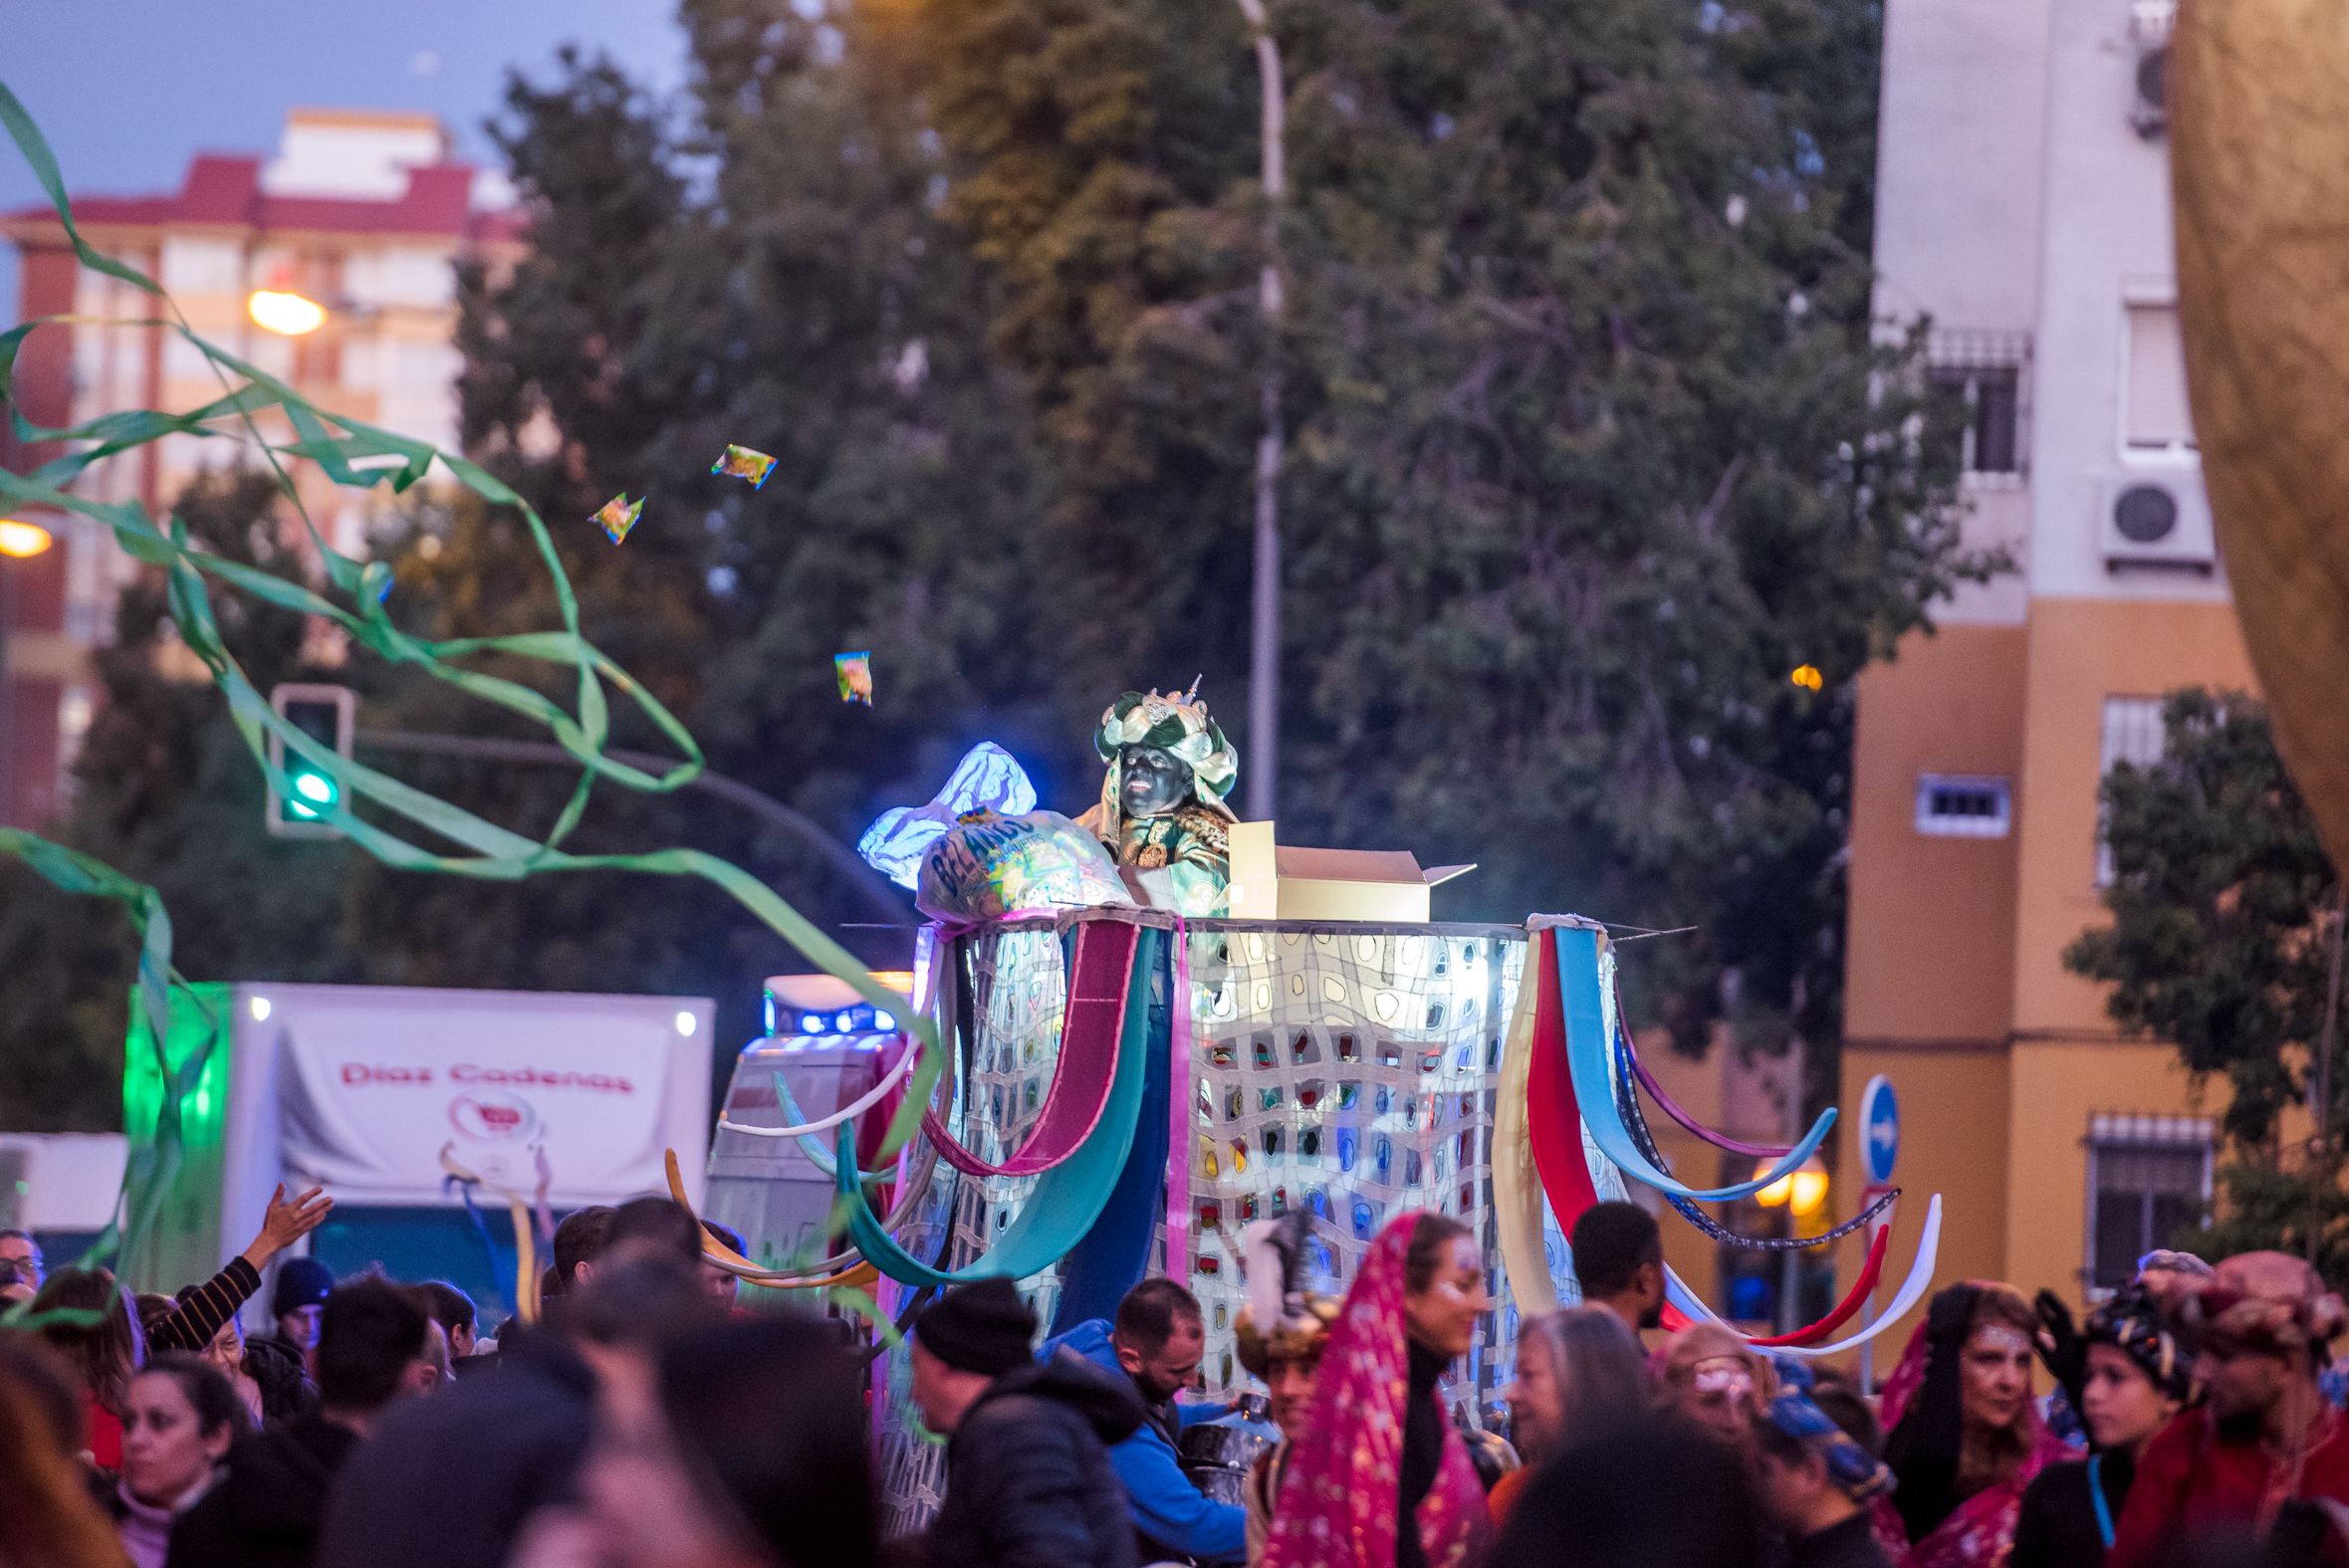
[1860,1074,1899,1185]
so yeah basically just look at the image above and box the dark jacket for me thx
[314,1335,595,1568]
[924,1347,1149,1568]
[2011,1452,2133,1568]
[1787,1513,1895,1568]
[164,1412,360,1568]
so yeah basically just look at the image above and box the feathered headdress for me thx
[1237,1209,1339,1377]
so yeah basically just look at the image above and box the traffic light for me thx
[265,683,354,840]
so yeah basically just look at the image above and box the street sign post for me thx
[1860,1073,1900,1185]
[1857,1074,1899,1394]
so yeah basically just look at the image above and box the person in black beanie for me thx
[907,1277,1147,1568]
[251,1256,335,1377]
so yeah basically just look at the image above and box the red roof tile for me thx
[6,150,513,241]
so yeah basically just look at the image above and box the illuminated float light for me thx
[874,1010,895,1031]
[247,288,328,336]
[763,993,778,1035]
[1788,663,1824,693]
[802,1013,826,1033]
[249,996,273,1022]
[674,1009,698,1036]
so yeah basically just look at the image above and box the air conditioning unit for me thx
[2130,2,2173,136]
[2097,475,2214,570]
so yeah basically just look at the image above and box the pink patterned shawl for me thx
[1872,1309,2071,1568]
[1262,1214,1494,1568]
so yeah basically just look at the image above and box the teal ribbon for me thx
[841,928,1162,1286]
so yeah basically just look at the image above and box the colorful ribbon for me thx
[840,928,1163,1287]
[1609,1027,1899,1252]
[1615,979,1792,1160]
[919,919,1139,1178]
[1162,916,1196,1274]
[1552,927,1833,1202]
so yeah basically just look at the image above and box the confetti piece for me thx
[711,444,778,491]
[593,494,644,545]
[835,651,873,707]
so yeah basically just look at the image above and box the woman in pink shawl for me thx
[1262,1212,1496,1568]
[1878,1282,2073,1568]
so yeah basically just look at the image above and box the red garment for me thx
[83,1388,123,1471]
[2108,1406,2349,1568]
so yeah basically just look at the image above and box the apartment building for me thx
[1839,0,2251,1316]
[0,108,518,828]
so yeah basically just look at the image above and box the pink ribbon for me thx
[1164,915,1194,1273]
[920,918,1140,1178]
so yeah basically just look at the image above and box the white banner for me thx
[268,988,710,1205]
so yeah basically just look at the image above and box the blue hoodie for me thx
[1042,1318,1249,1565]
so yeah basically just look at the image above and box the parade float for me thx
[697,690,1944,1526]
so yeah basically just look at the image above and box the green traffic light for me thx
[287,771,339,820]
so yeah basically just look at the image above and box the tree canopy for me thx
[1,0,1978,1128]
[2066,689,2349,1273]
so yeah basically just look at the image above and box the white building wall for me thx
[2025,0,2223,605]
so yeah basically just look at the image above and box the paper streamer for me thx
[440,1142,542,1323]
[0,828,204,1282]
[661,1149,876,1289]
[0,83,944,1242]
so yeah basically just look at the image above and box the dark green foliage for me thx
[2066,691,2339,1147]
[2065,689,2348,1275]
[3,0,1984,1132]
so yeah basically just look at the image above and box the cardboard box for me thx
[1224,821,1475,923]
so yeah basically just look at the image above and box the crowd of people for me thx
[8,1192,2349,1568]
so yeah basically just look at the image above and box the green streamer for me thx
[0,829,217,1281]
[0,81,940,1263]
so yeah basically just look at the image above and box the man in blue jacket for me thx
[1044,1279,1249,1565]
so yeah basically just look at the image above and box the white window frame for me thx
[2117,285,2198,465]
[1927,329,2030,489]
[1914,774,2012,839]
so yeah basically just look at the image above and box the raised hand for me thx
[240,1184,335,1266]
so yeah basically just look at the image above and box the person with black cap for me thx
[909,1276,1147,1568]
[2010,1284,2190,1568]
[253,1257,335,1379]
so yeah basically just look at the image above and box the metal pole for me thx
[352,728,915,926]
[1235,0,1286,824]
